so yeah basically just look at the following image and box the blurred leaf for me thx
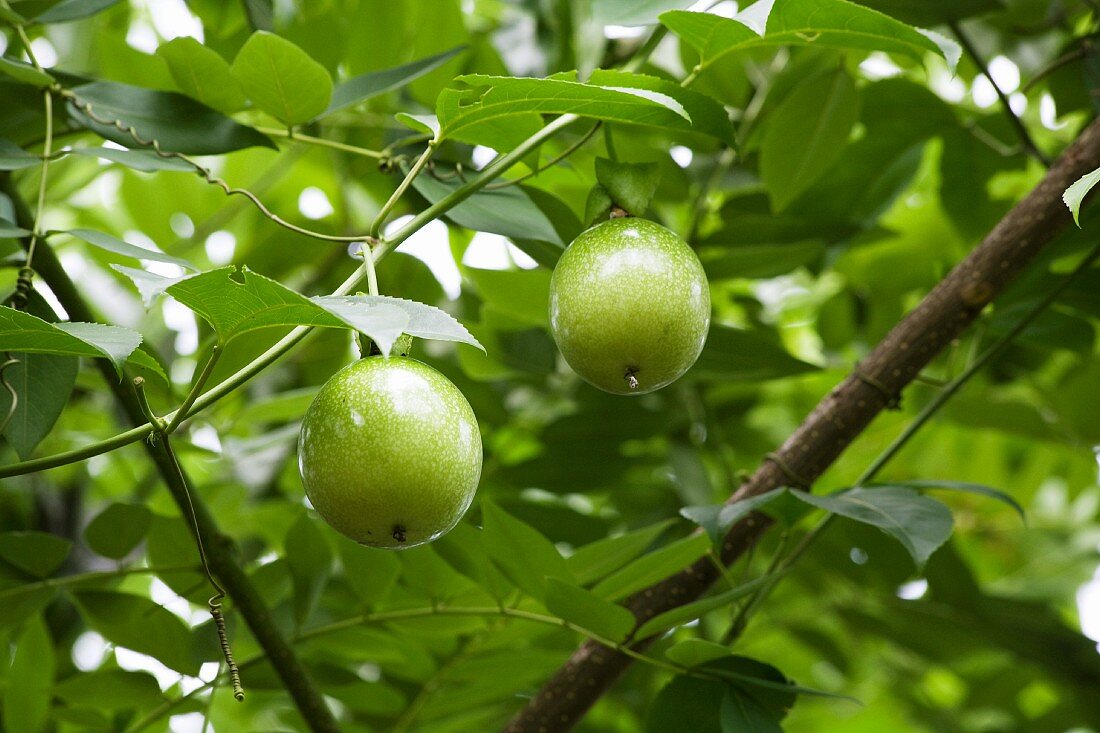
[34,0,121,23]
[760,67,859,211]
[231,31,332,125]
[0,306,141,373]
[793,487,954,569]
[593,533,710,601]
[325,46,466,116]
[567,521,673,585]
[54,669,164,712]
[887,480,1025,521]
[591,0,696,26]
[700,242,826,280]
[156,37,246,114]
[0,216,31,235]
[285,512,333,627]
[647,672,726,733]
[68,145,195,172]
[595,157,661,215]
[691,326,818,381]
[1063,166,1100,226]
[0,138,39,170]
[338,537,401,606]
[853,0,1000,25]
[411,170,563,244]
[666,638,734,667]
[71,590,197,674]
[481,500,573,599]
[465,268,552,329]
[3,615,54,733]
[681,488,787,546]
[0,56,55,87]
[84,503,152,560]
[636,573,779,638]
[0,531,71,578]
[66,228,197,270]
[0,290,77,460]
[544,577,636,642]
[67,81,273,155]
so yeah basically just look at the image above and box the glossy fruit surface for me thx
[298,356,482,548]
[549,217,710,395]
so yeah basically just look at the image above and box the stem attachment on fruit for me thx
[609,206,630,219]
[625,368,639,391]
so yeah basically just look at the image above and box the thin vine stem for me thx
[166,345,222,434]
[370,142,435,239]
[255,126,383,159]
[484,121,601,190]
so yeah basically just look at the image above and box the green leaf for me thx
[567,521,672,585]
[4,615,54,733]
[760,67,859,211]
[853,0,1000,25]
[338,538,401,606]
[437,74,695,145]
[67,80,273,155]
[720,686,782,733]
[0,138,39,170]
[155,266,409,352]
[410,169,563,244]
[0,586,54,633]
[481,500,573,600]
[71,590,198,674]
[708,657,796,727]
[665,638,734,668]
[84,503,152,560]
[285,513,332,627]
[465,268,553,330]
[0,531,71,578]
[1063,166,1100,226]
[588,69,735,145]
[34,0,121,23]
[592,532,710,601]
[647,673,726,733]
[0,290,77,460]
[0,306,141,373]
[68,146,195,172]
[681,488,788,546]
[691,326,818,382]
[0,56,55,87]
[636,573,780,639]
[792,487,954,568]
[110,264,184,307]
[888,481,1025,522]
[595,157,661,215]
[66,228,197,270]
[544,577,636,642]
[54,669,164,712]
[325,46,466,117]
[700,242,826,280]
[231,31,333,125]
[313,295,484,352]
[156,37,246,114]
[662,1,955,73]
[0,216,31,236]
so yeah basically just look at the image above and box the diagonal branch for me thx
[504,116,1100,733]
[0,175,341,733]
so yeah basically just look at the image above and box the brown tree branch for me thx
[0,176,341,733]
[504,117,1100,733]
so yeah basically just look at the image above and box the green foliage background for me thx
[0,0,1099,732]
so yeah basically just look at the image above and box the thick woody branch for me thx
[0,176,341,733]
[504,116,1100,733]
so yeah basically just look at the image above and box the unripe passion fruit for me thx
[548,218,711,395]
[298,356,482,548]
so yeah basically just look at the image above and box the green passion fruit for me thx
[298,356,482,549]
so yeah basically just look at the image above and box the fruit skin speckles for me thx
[298,356,482,549]
[549,217,711,395]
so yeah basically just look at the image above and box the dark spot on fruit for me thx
[625,367,639,391]
[392,525,407,543]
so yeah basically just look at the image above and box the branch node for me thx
[763,452,812,490]
[853,363,903,410]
